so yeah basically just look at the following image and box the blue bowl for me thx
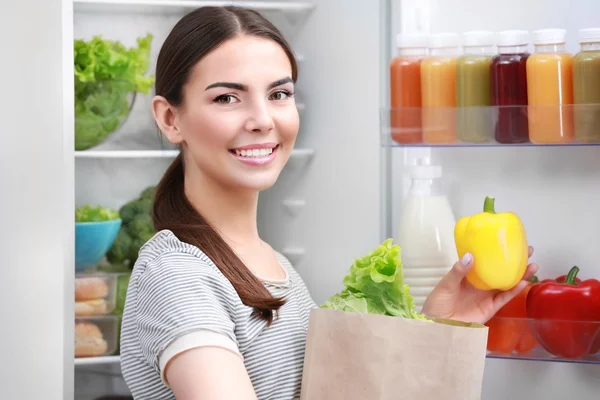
[75,220,122,272]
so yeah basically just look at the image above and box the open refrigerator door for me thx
[385,0,600,399]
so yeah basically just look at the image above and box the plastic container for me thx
[75,316,119,358]
[421,33,461,144]
[389,33,428,144]
[395,157,456,309]
[527,29,574,144]
[75,220,122,272]
[486,316,600,363]
[574,28,600,143]
[456,31,495,143]
[491,30,531,144]
[75,273,118,317]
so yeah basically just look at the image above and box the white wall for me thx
[0,0,74,399]
[391,0,600,399]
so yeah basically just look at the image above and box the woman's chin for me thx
[231,171,283,192]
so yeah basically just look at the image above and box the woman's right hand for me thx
[166,346,258,400]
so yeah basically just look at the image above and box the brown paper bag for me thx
[300,309,489,400]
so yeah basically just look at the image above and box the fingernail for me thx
[461,252,473,265]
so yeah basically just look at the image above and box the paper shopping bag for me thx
[300,308,489,400]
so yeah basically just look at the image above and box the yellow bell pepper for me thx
[454,196,529,291]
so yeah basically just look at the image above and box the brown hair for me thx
[152,6,298,325]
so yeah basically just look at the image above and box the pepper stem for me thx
[565,266,580,285]
[483,196,496,214]
[528,276,539,284]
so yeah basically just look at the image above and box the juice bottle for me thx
[421,33,461,144]
[491,30,530,144]
[573,28,600,143]
[526,29,574,144]
[389,33,428,144]
[456,31,495,143]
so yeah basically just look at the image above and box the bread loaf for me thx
[75,299,108,316]
[75,277,109,301]
[75,321,108,357]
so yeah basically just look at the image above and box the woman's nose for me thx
[245,101,275,133]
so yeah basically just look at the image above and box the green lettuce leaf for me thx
[321,289,386,315]
[321,238,429,321]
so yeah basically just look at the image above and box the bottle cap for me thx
[428,33,460,49]
[496,30,529,47]
[410,156,442,180]
[396,33,429,49]
[531,29,567,45]
[578,28,600,44]
[463,31,495,47]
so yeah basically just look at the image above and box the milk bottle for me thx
[396,157,457,309]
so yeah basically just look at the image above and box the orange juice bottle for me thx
[390,33,428,144]
[421,33,461,144]
[526,29,574,144]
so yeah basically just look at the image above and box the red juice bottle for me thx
[490,30,530,143]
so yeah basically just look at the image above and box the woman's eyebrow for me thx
[268,77,293,89]
[205,82,248,91]
[205,77,293,91]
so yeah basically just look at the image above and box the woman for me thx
[119,6,538,400]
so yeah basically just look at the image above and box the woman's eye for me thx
[213,94,239,104]
[270,90,294,101]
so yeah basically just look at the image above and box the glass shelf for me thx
[483,316,600,365]
[380,105,600,148]
[75,148,314,159]
[73,0,316,17]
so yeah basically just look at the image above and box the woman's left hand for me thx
[421,246,539,325]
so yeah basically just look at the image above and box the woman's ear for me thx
[152,95,184,145]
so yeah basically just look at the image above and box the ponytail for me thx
[152,154,285,325]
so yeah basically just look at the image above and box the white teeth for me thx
[235,147,274,158]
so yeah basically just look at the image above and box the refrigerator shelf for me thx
[75,148,315,159]
[483,316,600,365]
[75,355,120,367]
[73,0,316,17]
[380,104,600,147]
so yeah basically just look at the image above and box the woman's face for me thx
[160,34,299,192]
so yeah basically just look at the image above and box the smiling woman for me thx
[118,5,314,400]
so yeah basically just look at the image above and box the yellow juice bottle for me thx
[527,29,574,144]
[421,33,461,144]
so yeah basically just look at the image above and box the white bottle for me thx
[396,157,457,309]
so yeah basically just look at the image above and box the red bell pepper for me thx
[486,276,538,354]
[526,266,600,358]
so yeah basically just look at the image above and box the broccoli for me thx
[106,186,157,268]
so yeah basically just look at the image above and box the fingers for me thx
[528,246,534,258]
[441,252,474,287]
[491,263,538,312]
[522,263,539,281]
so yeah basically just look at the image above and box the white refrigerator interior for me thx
[72,0,384,398]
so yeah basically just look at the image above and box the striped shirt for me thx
[119,230,317,399]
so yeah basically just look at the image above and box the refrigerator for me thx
[2,0,599,399]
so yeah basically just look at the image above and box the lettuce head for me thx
[321,238,429,321]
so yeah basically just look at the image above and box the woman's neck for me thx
[184,168,261,248]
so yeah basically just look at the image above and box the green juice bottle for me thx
[456,31,495,143]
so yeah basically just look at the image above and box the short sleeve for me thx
[134,252,239,375]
